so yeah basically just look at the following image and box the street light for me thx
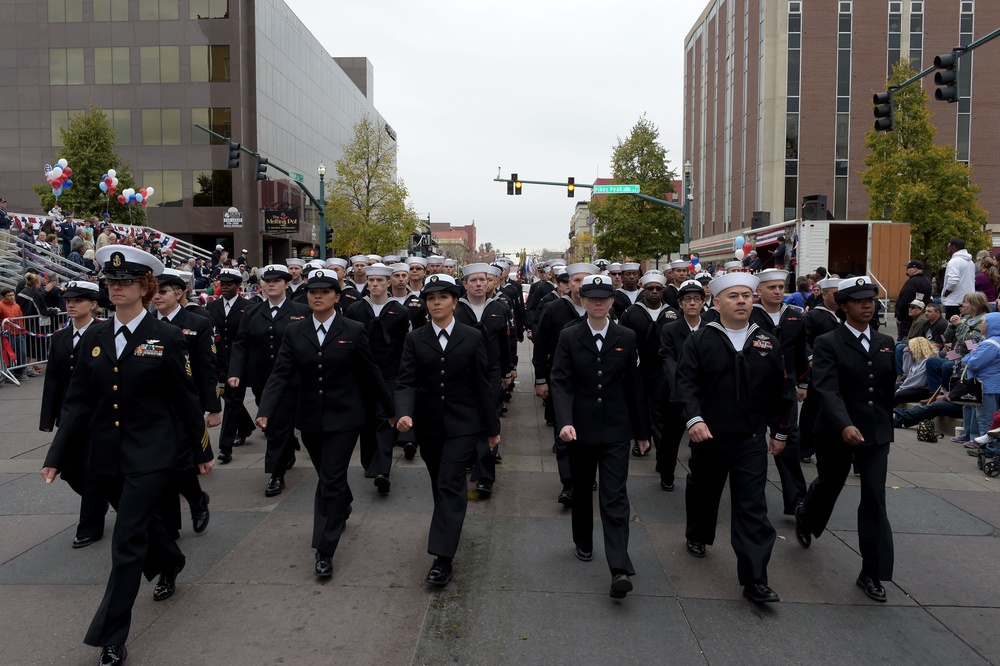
[317,163,327,260]
[682,160,693,246]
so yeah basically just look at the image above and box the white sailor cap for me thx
[366,254,383,264]
[365,263,393,277]
[326,258,349,269]
[443,258,459,267]
[580,274,615,298]
[835,275,879,303]
[306,268,341,291]
[426,255,445,264]
[723,261,743,271]
[260,264,292,281]
[96,245,163,279]
[462,263,491,278]
[349,255,369,265]
[756,268,789,284]
[390,262,411,274]
[285,258,306,268]
[382,254,401,264]
[621,262,641,272]
[406,256,428,268]
[818,277,841,290]
[484,264,501,277]
[217,267,243,283]
[565,262,598,276]
[63,280,101,299]
[608,262,623,273]
[304,259,326,272]
[710,272,759,295]
[641,272,667,287]
[668,260,690,270]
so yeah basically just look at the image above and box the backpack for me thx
[916,420,941,443]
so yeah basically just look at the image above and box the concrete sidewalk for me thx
[1,340,998,665]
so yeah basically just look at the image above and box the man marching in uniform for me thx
[285,258,308,304]
[675,272,792,604]
[663,260,690,309]
[340,255,369,309]
[749,268,809,515]
[228,264,311,496]
[525,261,556,335]
[551,273,649,599]
[346,263,411,495]
[799,277,842,463]
[612,262,642,319]
[208,268,255,464]
[795,276,896,603]
[407,256,428,295]
[398,258,430,329]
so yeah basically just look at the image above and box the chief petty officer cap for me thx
[422,273,461,296]
[723,260,743,271]
[304,259,326,271]
[406,256,428,268]
[678,279,706,298]
[818,277,841,290]
[218,267,243,283]
[365,262,394,277]
[710,271,759,296]
[554,267,570,284]
[621,262,641,272]
[565,262,598,277]
[366,254,383,264]
[461,263,491,279]
[906,259,925,270]
[96,244,163,279]
[756,268,789,284]
[260,264,292,281]
[382,254,401,264]
[390,263,410,274]
[285,257,306,268]
[326,257,349,269]
[63,280,101,299]
[306,268,341,291]
[350,255,369,265]
[426,255,445,264]
[668,260,689,270]
[835,275,879,303]
[694,271,712,284]
[641,272,667,286]
[594,258,610,269]
[157,267,188,288]
[580,274,615,298]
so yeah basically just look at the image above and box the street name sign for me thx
[592,184,640,194]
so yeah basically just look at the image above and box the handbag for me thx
[916,420,941,443]
[949,366,983,406]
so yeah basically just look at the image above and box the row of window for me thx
[783,1,802,221]
[110,170,232,208]
[48,0,227,22]
[50,45,230,85]
[51,108,231,146]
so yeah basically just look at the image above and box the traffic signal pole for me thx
[492,175,684,212]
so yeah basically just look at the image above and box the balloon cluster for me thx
[99,169,120,197]
[118,185,154,207]
[734,236,752,261]
[44,159,74,197]
[689,253,700,270]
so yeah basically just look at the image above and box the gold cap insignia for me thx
[111,252,124,267]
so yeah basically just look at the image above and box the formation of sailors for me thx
[38,248,896,664]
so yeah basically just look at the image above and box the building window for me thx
[141,109,181,146]
[109,109,132,145]
[93,0,129,21]
[191,108,232,145]
[139,46,180,84]
[909,2,924,71]
[49,48,85,85]
[139,0,179,20]
[783,1,802,221]
[48,0,83,22]
[51,109,84,147]
[143,171,183,207]
[833,5,852,220]
[192,170,233,207]
[956,2,974,162]
[887,6,902,77]
[190,45,231,82]
[95,47,130,85]
[190,0,229,19]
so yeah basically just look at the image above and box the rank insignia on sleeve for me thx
[211,343,217,354]
[185,355,192,377]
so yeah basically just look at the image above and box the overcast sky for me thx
[286,0,707,255]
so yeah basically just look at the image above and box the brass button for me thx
[868,387,874,393]
[318,352,322,356]
[867,401,873,406]
[113,367,119,373]
[597,370,603,376]
[114,421,120,427]
[597,384,602,390]
[318,377,323,382]
[440,370,445,375]
[596,398,602,404]
[867,361,872,366]
[440,383,445,388]
[113,404,118,410]
[112,385,118,391]
[318,390,323,395]
[597,358,602,364]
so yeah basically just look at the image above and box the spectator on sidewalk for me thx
[975,256,1000,304]
[895,260,933,339]
[893,392,963,428]
[0,197,11,235]
[16,273,55,371]
[894,336,936,406]
[961,312,1000,455]
[1,287,30,379]
[941,239,976,319]
[58,215,76,256]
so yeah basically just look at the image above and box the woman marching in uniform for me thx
[41,245,212,666]
[256,268,394,578]
[395,273,501,588]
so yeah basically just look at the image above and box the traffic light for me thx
[507,175,514,196]
[255,156,269,181]
[514,172,522,195]
[227,141,241,169]
[567,177,575,198]
[873,91,894,132]
[934,51,959,103]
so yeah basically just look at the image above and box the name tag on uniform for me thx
[135,342,164,358]
[290,316,306,320]
[181,328,198,336]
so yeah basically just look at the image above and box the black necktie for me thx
[270,307,279,318]
[318,324,326,336]
[439,330,449,340]
[860,333,869,348]
[594,333,603,349]
[73,331,81,348]
[116,325,131,342]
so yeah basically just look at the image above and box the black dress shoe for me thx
[72,535,99,549]
[610,573,633,599]
[217,450,232,464]
[557,487,573,507]
[374,475,391,496]
[794,504,812,549]
[743,582,780,603]
[153,561,184,601]
[631,442,646,457]
[425,558,453,587]
[99,644,127,665]
[191,492,210,534]
[686,540,706,558]
[494,450,502,463]
[799,456,813,464]
[231,436,244,448]
[660,480,674,492]
[315,551,333,578]
[574,547,593,562]
[476,479,493,499]
[403,442,417,460]
[856,574,887,602]
[265,475,285,497]
[286,451,296,470]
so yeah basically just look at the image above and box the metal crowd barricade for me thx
[1,312,71,385]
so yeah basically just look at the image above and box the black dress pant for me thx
[685,432,775,586]
[253,384,298,475]
[799,438,894,581]
[569,440,635,575]
[773,400,807,513]
[62,467,109,540]
[219,383,254,453]
[798,387,820,459]
[84,471,184,647]
[471,384,501,484]
[363,379,397,479]
[657,399,686,484]
[419,433,478,558]
[544,398,573,485]
[160,467,204,535]
[301,430,359,556]
[644,374,665,455]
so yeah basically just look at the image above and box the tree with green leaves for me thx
[588,115,682,261]
[862,61,988,269]
[32,104,144,224]
[325,114,418,256]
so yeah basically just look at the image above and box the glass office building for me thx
[0,0,394,265]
